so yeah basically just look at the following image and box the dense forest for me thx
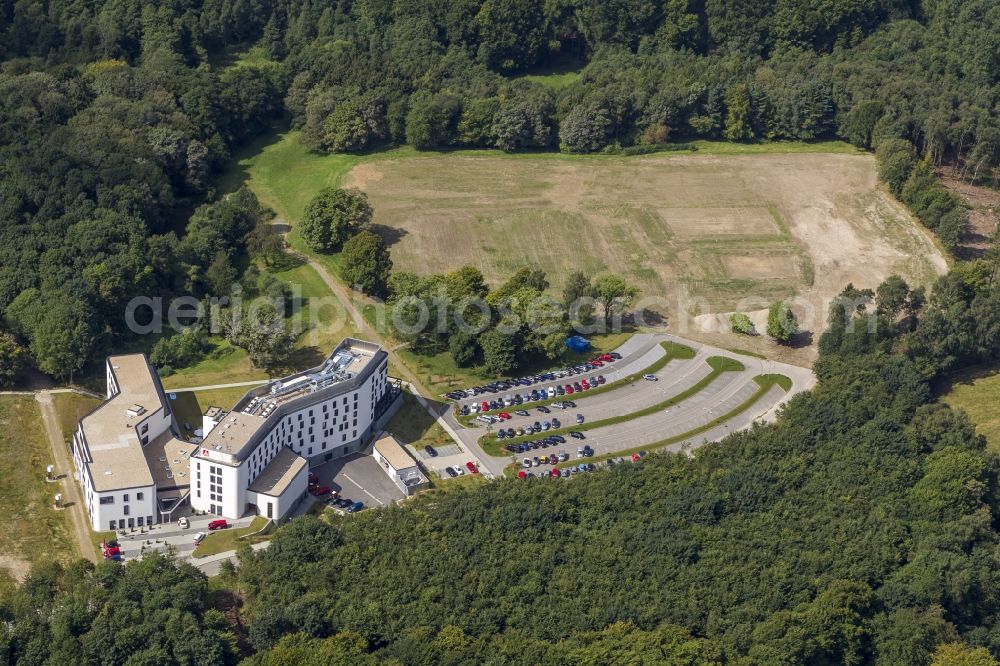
[1,2,1000,661]
[0,0,999,382]
[5,263,1000,663]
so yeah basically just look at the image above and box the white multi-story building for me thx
[189,338,392,520]
[73,338,396,530]
[73,355,196,531]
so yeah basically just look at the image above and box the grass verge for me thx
[482,354,745,456]
[50,392,102,444]
[192,516,270,558]
[554,373,790,468]
[0,396,76,574]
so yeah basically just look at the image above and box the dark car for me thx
[537,405,550,414]
[564,400,576,408]
[346,501,365,513]
[552,435,566,443]
[507,428,515,438]
[424,445,438,457]
[570,431,586,440]
[610,351,622,359]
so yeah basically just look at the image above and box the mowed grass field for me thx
[345,150,946,313]
[941,365,1000,454]
[0,396,76,585]
[225,132,945,323]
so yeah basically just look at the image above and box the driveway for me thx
[311,453,406,507]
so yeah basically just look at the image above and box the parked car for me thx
[550,468,561,478]
[643,374,658,381]
[208,519,229,531]
[610,351,622,359]
[346,501,365,513]
[542,421,551,430]
[532,456,540,466]
[424,445,438,456]
[336,497,352,508]
[177,517,189,529]
[537,405,550,414]
[498,412,511,420]
[515,409,529,416]
[445,467,458,477]
[497,429,507,439]
[466,461,479,474]
[558,450,569,461]
[564,385,574,394]
[523,458,532,468]
[193,532,206,545]
[311,485,332,497]
[576,413,585,424]
[581,379,590,390]
[570,431,586,439]
[564,400,576,408]
[517,470,527,479]
[506,428,515,438]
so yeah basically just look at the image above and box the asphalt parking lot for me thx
[311,452,406,507]
[456,333,815,465]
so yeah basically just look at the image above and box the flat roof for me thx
[195,339,386,465]
[144,431,197,489]
[199,411,267,456]
[373,434,418,471]
[248,448,307,496]
[81,355,166,492]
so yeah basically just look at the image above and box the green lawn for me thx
[0,396,76,577]
[385,391,452,451]
[482,352,744,456]
[940,364,1000,453]
[50,392,102,445]
[219,130,366,223]
[192,516,270,558]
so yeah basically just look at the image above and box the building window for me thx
[109,521,116,531]
[123,494,129,502]
[118,519,125,529]
[267,502,273,519]
[123,505,130,516]
[99,496,114,505]
[136,492,143,501]
[137,517,144,526]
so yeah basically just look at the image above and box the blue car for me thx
[347,501,365,513]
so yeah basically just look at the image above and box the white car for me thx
[177,517,189,529]
[643,374,658,381]
[193,532,206,545]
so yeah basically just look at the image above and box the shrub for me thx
[730,313,755,335]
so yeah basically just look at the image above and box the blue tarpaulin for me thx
[565,336,591,353]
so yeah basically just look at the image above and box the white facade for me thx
[190,339,392,521]
[72,356,176,531]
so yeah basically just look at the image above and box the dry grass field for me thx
[346,152,947,343]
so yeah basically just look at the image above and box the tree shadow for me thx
[934,362,1000,396]
[286,346,326,371]
[370,224,409,248]
[788,330,814,349]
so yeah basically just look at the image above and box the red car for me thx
[517,470,527,479]
[564,385,574,394]
[581,380,590,390]
[599,353,613,362]
[498,412,511,420]
[208,519,229,531]
[481,401,489,412]
[311,485,332,497]
[590,359,604,367]
[466,461,478,474]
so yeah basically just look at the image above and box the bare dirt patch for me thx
[347,152,947,364]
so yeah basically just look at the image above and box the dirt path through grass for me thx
[35,391,95,562]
